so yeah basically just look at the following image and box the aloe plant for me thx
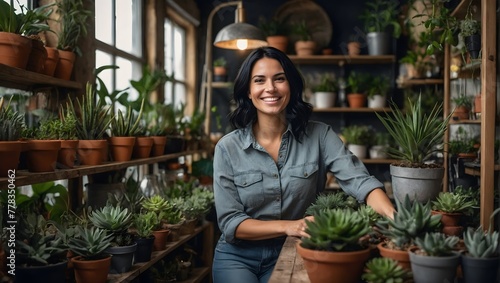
[362,257,413,283]
[68,82,113,140]
[110,99,145,137]
[432,191,476,214]
[414,232,459,257]
[301,208,370,252]
[376,195,442,250]
[376,94,451,166]
[67,226,112,260]
[463,207,500,258]
[55,0,92,56]
[89,205,132,233]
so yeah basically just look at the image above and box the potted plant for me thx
[141,195,174,251]
[409,232,461,283]
[461,208,500,283]
[341,125,371,159]
[67,82,113,166]
[376,195,442,270]
[108,100,145,162]
[291,20,316,56]
[67,226,113,283]
[366,75,389,108]
[451,93,472,120]
[460,12,481,59]
[311,72,337,108]
[146,104,170,156]
[16,213,68,283]
[89,205,137,274]
[23,117,62,173]
[359,0,401,55]
[54,108,79,169]
[375,94,452,203]
[305,192,359,217]
[362,257,413,283]
[184,107,206,150]
[296,208,371,283]
[53,0,92,80]
[0,97,25,177]
[258,16,289,53]
[132,211,157,263]
[346,71,369,108]
[213,56,227,82]
[346,34,361,56]
[173,187,214,235]
[369,132,390,159]
[431,191,475,236]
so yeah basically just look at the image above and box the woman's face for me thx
[248,57,290,117]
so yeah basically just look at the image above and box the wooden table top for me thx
[269,236,310,283]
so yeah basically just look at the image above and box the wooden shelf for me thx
[312,107,392,113]
[448,119,481,125]
[0,64,82,91]
[464,162,500,176]
[362,159,398,164]
[288,55,395,65]
[0,150,204,188]
[397,78,444,88]
[108,222,212,283]
[211,81,232,89]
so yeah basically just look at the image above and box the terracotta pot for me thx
[132,136,153,159]
[77,139,108,166]
[42,47,59,76]
[347,41,361,56]
[0,141,22,177]
[0,32,32,69]
[347,93,367,108]
[108,136,136,162]
[57,139,79,169]
[295,40,316,56]
[26,38,47,73]
[26,140,62,172]
[71,255,111,283]
[150,135,167,156]
[54,49,76,80]
[474,93,482,114]
[266,35,289,53]
[431,210,463,227]
[377,242,411,270]
[452,106,470,120]
[152,229,170,251]
[296,242,370,283]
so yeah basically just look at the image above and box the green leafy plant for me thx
[291,20,313,41]
[463,207,500,258]
[376,195,442,250]
[110,100,145,137]
[312,73,337,93]
[67,82,113,140]
[448,126,478,155]
[94,65,130,115]
[359,0,402,38]
[375,94,451,166]
[0,97,25,141]
[460,18,480,37]
[173,188,214,221]
[133,211,157,238]
[300,208,370,252]
[67,226,113,260]
[258,16,289,37]
[0,1,53,35]
[452,93,472,109]
[366,76,390,98]
[55,0,92,56]
[432,191,476,213]
[58,108,78,140]
[341,125,371,145]
[346,71,370,94]
[213,57,227,67]
[414,232,459,257]
[362,257,413,283]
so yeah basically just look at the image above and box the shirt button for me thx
[243,182,247,185]
[273,174,278,178]
[275,197,280,202]
[304,172,308,177]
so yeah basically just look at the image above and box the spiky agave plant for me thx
[362,257,413,283]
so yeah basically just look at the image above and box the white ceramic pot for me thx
[369,145,388,159]
[368,94,386,108]
[348,144,367,159]
[314,91,336,108]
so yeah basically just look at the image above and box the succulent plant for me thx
[142,195,173,213]
[460,18,481,37]
[357,205,382,226]
[463,207,500,258]
[305,192,358,216]
[89,205,132,233]
[67,226,112,260]
[110,99,145,137]
[432,191,476,214]
[362,257,413,283]
[300,208,370,252]
[133,211,157,238]
[414,232,459,257]
[0,97,25,141]
[376,194,442,250]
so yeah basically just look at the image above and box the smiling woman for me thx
[211,46,395,283]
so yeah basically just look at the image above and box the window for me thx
[94,0,144,106]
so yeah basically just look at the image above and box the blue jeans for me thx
[212,236,286,283]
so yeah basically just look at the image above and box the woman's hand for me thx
[285,216,314,238]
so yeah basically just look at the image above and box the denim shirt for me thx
[213,120,383,243]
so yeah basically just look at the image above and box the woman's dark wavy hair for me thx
[229,46,313,141]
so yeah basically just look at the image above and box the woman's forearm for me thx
[365,188,396,218]
[235,217,313,241]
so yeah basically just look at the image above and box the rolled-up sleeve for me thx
[213,142,251,243]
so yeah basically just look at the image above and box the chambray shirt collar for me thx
[241,122,294,150]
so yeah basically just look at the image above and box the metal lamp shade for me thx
[214,22,268,50]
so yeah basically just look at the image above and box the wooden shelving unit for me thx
[108,222,213,283]
[0,64,82,91]
[312,107,392,113]
[288,55,395,65]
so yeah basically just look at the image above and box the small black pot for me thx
[464,34,481,59]
[15,260,67,283]
[134,236,155,263]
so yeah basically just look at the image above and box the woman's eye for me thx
[275,77,286,82]
[254,78,264,83]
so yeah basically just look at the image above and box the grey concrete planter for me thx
[390,165,444,203]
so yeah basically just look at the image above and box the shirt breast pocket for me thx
[234,173,264,207]
[288,163,319,198]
